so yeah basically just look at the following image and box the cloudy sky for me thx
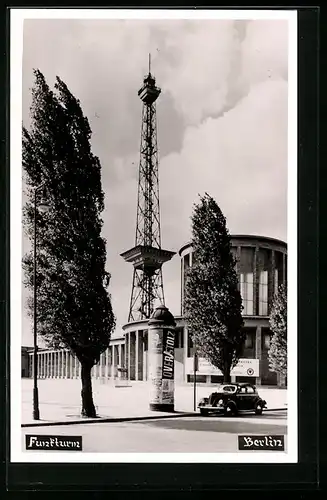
[21,15,289,346]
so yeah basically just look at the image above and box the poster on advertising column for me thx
[162,329,175,380]
[161,329,175,405]
[148,329,164,405]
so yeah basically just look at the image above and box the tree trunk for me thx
[223,361,231,383]
[81,361,97,417]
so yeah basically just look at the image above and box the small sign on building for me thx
[185,357,259,377]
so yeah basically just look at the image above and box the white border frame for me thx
[10,8,298,464]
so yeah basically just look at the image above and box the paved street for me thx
[21,379,288,425]
[21,411,287,454]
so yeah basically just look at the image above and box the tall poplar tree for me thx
[22,70,115,417]
[184,193,244,383]
[268,283,287,379]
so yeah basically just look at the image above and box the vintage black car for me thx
[198,383,267,416]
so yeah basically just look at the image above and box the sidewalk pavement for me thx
[21,378,288,427]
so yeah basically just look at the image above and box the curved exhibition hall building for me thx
[178,235,287,386]
[24,234,287,387]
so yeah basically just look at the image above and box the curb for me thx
[21,412,197,428]
[21,407,287,428]
[264,408,287,412]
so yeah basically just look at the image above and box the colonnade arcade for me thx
[29,342,125,380]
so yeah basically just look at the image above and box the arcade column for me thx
[183,325,188,383]
[148,305,176,412]
[255,326,262,385]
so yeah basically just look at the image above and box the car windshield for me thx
[221,385,237,394]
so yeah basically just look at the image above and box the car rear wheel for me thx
[255,403,263,415]
[200,408,209,416]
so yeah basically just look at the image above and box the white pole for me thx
[112,345,115,379]
[62,350,65,378]
[55,351,58,378]
[119,344,122,369]
[128,333,131,380]
[59,351,62,378]
[183,325,188,384]
[105,349,109,379]
[135,332,139,381]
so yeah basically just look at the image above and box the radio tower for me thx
[121,55,175,322]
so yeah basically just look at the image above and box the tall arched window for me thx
[239,247,254,315]
[240,272,254,315]
[259,270,268,315]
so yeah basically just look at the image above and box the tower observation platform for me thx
[121,55,175,322]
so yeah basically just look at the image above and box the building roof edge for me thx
[178,234,287,256]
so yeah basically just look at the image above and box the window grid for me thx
[259,270,268,315]
[264,333,271,349]
[245,333,254,349]
[240,272,254,315]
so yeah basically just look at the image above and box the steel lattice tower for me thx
[121,56,175,322]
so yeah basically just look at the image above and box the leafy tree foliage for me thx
[22,70,115,417]
[268,283,287,377]
[184,193,244,383]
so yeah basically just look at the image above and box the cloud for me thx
[153,19,288,126]
[21,17,289,345]
[159,20,237,124]
[158,19,288,248]
[160,78,288,250]
[240,19,288,89]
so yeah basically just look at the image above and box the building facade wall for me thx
[179,235,287,387]
[179,235,287,317]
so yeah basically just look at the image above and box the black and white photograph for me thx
[10,8,297,463]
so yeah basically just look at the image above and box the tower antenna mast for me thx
[121,60,175,321]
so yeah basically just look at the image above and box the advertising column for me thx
[148,305,176,412]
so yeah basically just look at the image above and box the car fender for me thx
[198,397,209,407]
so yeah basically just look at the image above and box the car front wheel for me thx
[224,404,236,417]
[255,403,263,415]
[200,408,209,416]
